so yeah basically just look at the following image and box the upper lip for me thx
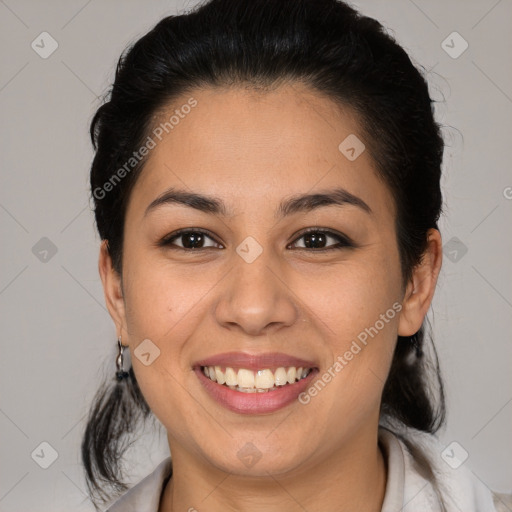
[193,352,318,371]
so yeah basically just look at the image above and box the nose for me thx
[214,250,299,336]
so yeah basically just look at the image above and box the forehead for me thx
[128,84,394,221]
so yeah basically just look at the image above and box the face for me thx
[101,83,433,478]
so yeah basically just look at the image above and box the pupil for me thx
[183,233,204,249]
[304,232,326,249]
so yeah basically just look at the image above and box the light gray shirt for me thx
[106,427,502,511]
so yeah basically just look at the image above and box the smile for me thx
[193,352,319,414]
[201,365,313,393]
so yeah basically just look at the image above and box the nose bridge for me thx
[233,247,276,300]
[214,243,298,335]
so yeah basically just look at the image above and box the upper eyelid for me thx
[288,229,351,248]
[163,228,222,246]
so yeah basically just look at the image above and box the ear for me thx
[98,240,128,338]
[398,228,443,337]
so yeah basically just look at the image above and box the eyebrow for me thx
[144,186,372,218]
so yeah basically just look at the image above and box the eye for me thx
[160,229,224,250]
[160,228,353,252]
[288,228,353,251]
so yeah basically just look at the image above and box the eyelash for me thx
[159,227,354,252]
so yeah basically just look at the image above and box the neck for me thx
[159,428,387,512]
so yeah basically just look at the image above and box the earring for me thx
[115,336,130,381]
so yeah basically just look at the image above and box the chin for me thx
[199,440,309,478]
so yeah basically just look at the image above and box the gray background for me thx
[0,0,511,510]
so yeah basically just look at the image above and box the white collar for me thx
[106,427,497,512]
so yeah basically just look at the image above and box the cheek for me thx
[120,257,208,429]
[122,254,211,342]
[304,251,402,398]
[310,257,402,341]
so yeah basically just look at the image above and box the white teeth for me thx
[274,367,288,386]
[225,367,237,386]
[237,369,255,388]
[202,365,312,391]
[254,369,274,389]
[215,366,225,385]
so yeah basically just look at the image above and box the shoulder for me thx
[379,426,500,512]
[105,457,172,512]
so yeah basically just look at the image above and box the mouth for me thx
[200,365,313,393]
[193,352,319,414]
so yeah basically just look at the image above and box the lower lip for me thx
[194,367,318,414]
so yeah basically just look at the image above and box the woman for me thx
[82,0,503,510]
